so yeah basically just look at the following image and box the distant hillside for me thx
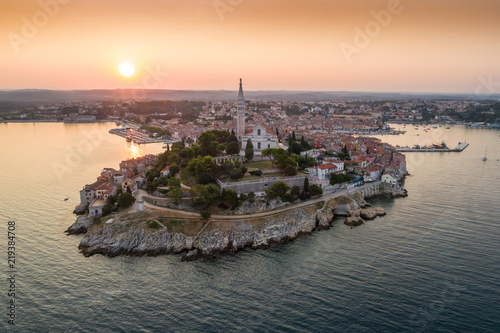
[0,89,498,104]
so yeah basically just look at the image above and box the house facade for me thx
[306,162,345,180]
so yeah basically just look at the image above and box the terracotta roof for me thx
[318,163,338,170]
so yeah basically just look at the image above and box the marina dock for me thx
[396,142,469,152]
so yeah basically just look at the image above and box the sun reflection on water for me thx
[126,141,144,160]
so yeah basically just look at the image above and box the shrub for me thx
[230,169,243,180]
[281,193,295,203]
[218,203,230,210]
[147,221,161,230]
[310,184,323,197]
[117,192,136,208]
[201,211,211,220]
[249,170,263,176]
[102,203,115,217]
[283,165,297,176]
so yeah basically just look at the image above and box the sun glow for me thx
[119,62,135,77]
[126,141,143,159]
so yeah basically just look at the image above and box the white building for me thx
[161,166,170,177]
[306,163,345,180]
[381,172,398,185]
[241,124,278,156]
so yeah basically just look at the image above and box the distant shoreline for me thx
[1,120,113,124]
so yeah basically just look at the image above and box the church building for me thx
[241,124,279,155]
[236,79,278,157]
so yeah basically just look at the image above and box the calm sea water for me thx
[1,122,499,332]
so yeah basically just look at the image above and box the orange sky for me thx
[1,0,500,93]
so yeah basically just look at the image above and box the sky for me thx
[1,0,500,93]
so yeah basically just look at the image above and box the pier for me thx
[109,128,164,145]
[396,142,469,152]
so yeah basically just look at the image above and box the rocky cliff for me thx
[74,183,404,260]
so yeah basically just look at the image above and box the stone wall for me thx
[217,175,315,194]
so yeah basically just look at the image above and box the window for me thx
[258,142,261,149]
[257,129,261,135]
[268,144,270,148]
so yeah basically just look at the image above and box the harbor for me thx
[396,142,469,152]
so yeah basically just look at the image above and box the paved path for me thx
[136,182,380,221]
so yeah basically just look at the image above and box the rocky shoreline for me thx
[67,183,407,261]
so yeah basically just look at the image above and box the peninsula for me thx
[67,80,409,260]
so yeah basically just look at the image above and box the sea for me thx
[0,122,499,332]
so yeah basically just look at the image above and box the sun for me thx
[119,62,135,77]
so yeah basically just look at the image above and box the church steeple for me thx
[238,78,244,100]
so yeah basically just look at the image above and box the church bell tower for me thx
[237,78,245,141]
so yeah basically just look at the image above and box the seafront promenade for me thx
[132,181,383,221]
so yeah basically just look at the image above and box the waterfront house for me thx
[79,180,105,206]
[381,172,398,185]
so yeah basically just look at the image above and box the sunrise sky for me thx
[2,0,500,93]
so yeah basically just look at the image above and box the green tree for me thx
[168,152,181,165]
[329,173,351,185]
[245,139,254,161]
[102,203,115,216]
[168,177,181,188]
[283,165,297,176]
[303,177,310,193]
[117,192,136,208]
[266,181,290,199]
[226,141,240,155]
[199,131,218,156]
[168,188,184,204]
[158,176,169,186]
[189,184,206,205]
[310,184,323,197]
[262,148,278,168]
[204,184,220,204]
[169,163,180,176]
[221,188,238,206]
[230,169,243,180]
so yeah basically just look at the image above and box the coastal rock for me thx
[348,209,361,217]
[374,207,387,217]
[78,220,189,257]
[72,183,406,260]
[66,216,93,235]
[344,216,364,226]
[316,214,333,230]
[391,189,408,198]
[181,249,199,261]
[335,205,350,217]
[360,207,386,220]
